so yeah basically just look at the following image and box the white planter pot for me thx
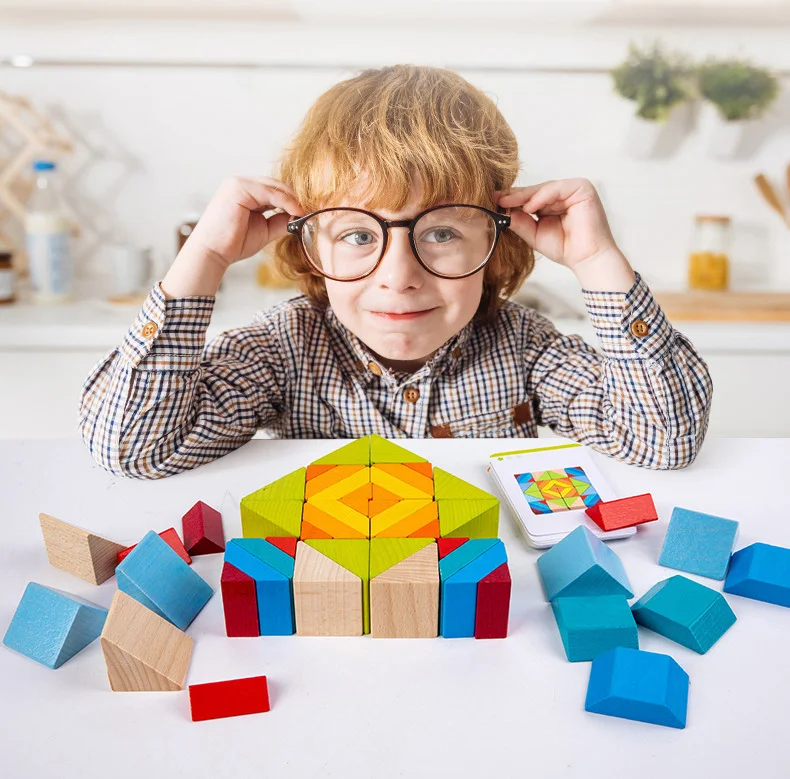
[707,108,756,159]
[623,103,691,159]
[625,115,665,158]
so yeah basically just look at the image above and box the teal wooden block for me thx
[116,530,213,630]
[551,596,638,662]
[536,526,633,602]
[585,646,689,729]
[3,582,107,669]
[632,575,736,653]
[724,543,790,608]
[439,538,499,582]
[658,507,738,580]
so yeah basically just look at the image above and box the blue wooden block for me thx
[585,646,689,729]
[116,530,213,630]
[551,596,638,662]
[632,575,736,653]
[658,507,738,580]
[724,542,790,608]
[439,538,499,582]
[3,582,107,669]
[225,539,294,635]
[536,526,633,602]
[440,541,507,638]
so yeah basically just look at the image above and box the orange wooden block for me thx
[299,520,333,540]
[370,484,403,503]
[410,518,440,538]
[368,498,400,518]
[306,464,336,481]
[305,465,367,498]
[339,484,372,515]
[376,502,439,539]
[373,463,434,497]
[404,462,433,478]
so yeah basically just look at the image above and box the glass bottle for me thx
[688,215,731,291]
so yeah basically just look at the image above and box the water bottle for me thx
[25,160,73,302]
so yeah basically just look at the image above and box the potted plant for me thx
[697,58,780,158]
[612,42,695,157]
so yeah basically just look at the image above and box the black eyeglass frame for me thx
[286,203,511,282]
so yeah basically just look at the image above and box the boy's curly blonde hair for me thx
[270,64,533,322]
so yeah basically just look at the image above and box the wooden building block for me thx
[632,575,736,653]
[3,582,107,668]
[117,527,191,565]
[371,464,434,498]
[585,647,689,729]
[116,530,213,630]
[437,499,499,538]
[305,464,368,499]
[536,526,633,602]
[240,495,303,538]
[475,562,512,639]
[551,595,638,662]
[437,538,469,559]
[302,497,369,539]
[369,433,428,464]
[182,500,225,555]
[221,562,259,637]
[224,539,294,635]
[39,513,126,585]
[439,538,499,582]
[311,437,371,465]
[266,537,298,557]
[256,467,306,501]
[293,540,369,635]
[369,499,438,538]
[189,675,270,721]
[370,540,438,638]
[441,540,508,638]
[724,542,790,607]
[585,493,658,532]
[100,590,193,691]
[659,507,739,580]
[433,468,496,500]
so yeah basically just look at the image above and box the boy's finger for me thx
[507,208,538,247]
[497,183,547,204]
[241,179,307,217]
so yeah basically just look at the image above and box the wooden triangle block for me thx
[117,527,191,565]
[585,494,658,532]
[266,537,298,557]
[433,468,496,500]
[100,591,193,691]
[258,468,306,501]
[39,513,126,585]
[437,499,499,538]
[475,562,512,639]
[220,562,259,637]
[437,537,469,559]
[182,501,225,555]
[311,437,371,466]
[240,496,303,538]
[369,434,427,464]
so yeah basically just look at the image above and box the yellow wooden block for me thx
[375,501,439,539]
[306,466,370,500]
[371,483,403,503]
[371,465,431,499]
[304,497,369,538]
[374,463,434,497]
[370,499,433,537]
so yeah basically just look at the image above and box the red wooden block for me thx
[116,527,192,565]
[189,675,270,722]
[266,537,298,557]
[182,501,225,555]
[475,562,511,639]
[585,493,658,532]
[221,562,259,637]
[437,537,468,559]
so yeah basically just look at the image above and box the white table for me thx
[1,437,789,779]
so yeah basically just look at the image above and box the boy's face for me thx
[322,183,484,373]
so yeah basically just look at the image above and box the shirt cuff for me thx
[581,272,673,361]
[119,281,216,370]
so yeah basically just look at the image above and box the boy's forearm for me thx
[160,241,227,299]
[572,247,637,293]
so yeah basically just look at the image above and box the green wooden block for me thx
[369,434,427,464]
[370,538,434,579]
[240,494,303,538]
[311,437,371,466]
[258,467,306,501]
[433,468,496,501]
[305,539,371,633]
[438,499,499,538]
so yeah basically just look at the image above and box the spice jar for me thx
[688,215,731,291]
[0,249,15,304]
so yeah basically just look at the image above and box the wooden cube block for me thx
[39,513,126,585]
[632,575,736,653]
[3,582,107,668]
[724,542,790,607]
[659,507,739,580]
[585,493,658,532]
[585,647,689,728]
[189,675,270,721]
[100,590,193,691]
[182,501,225,555]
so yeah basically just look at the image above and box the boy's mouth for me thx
[370,308,437,321]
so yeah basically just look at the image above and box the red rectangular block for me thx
[116,527,192,565]
[585,493,658,532]
[475,562,511,639]
[189,675,270,722]
[221,562,259,637]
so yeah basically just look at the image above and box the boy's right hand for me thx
[187,176,307,269]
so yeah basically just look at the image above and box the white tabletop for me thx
[1,436,789,779]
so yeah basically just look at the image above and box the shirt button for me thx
[451,346,463,359]
[630,319,649,338]
[403,387,420,404]
[353,360,366,373]
[368,361,382,376]
[141,321,158,339]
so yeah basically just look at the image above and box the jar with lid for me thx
[688,215,731,291]
[0,248,15,303]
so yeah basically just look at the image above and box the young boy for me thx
[79,64,712,480]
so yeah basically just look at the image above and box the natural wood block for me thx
[370,543,439,638]
[100,590,193,691]
[182,501,225,555]
[39,513,126,585]
[189,675,270,721]
[117,527,191,565]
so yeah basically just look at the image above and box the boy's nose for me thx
[375,227,425,290]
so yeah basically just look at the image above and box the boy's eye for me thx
[339,230,378,246]
[422,227,459,244]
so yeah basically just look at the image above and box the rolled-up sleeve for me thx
[526,273,713,469]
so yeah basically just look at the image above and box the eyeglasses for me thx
[286,204,511,282]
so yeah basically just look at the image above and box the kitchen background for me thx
[1,0,789,439]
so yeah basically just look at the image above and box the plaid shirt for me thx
[78,273,712,479]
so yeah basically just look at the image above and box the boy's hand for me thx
[497,178,636,292]
[187,176,307,269]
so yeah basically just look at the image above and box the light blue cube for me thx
[724,543,790,607]
[658,507,738,580]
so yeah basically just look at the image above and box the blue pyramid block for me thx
[585,646,689,729]
[659,507,738,580]
[632,575,736,653]
[116,530,213,630]
[536,526,633,601]
[551,596,638,662]
[724,542,790,607]
[3,583,107,669]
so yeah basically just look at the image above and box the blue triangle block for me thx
[231,537,295,579]
[724,542,790,607]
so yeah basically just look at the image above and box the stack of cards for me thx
[486,443,636,549]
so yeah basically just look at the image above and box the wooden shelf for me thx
[654,290,790,322]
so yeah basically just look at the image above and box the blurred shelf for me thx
[653,290,790,322]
